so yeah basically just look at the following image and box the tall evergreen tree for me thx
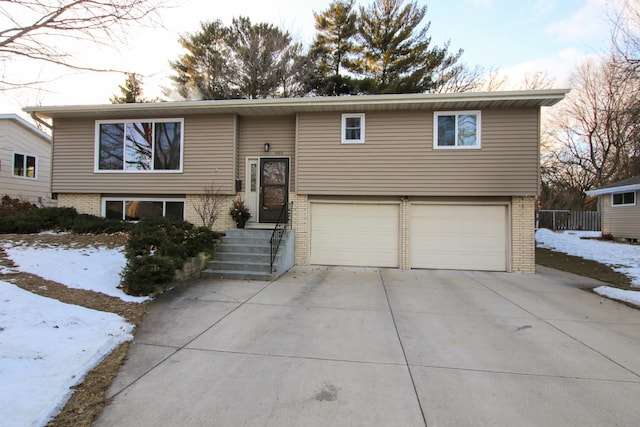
[171,17,304,100]
[308,0,360,95]
[357,0,462,93]
[171,20,237,100]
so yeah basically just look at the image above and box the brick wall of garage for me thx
[511,196,536,273]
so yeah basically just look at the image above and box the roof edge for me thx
[23,89,570,117]
[0,113,51,142]
[586,183,640,196]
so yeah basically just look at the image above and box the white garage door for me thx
[310,203,399,267]
[410,204,507,271]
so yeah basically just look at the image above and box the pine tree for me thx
[357,0,462,93]
[308,0,360,95]
[171,17,305,100]
[110,73,148,104]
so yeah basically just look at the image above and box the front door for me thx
[260,158,289,223]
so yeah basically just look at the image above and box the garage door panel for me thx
[311,203,399,268]
[410,204,507,272]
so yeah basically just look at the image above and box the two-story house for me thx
[25,90,567,273]
[0,114,54,206]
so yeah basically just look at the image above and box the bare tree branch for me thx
[0,0,168,88]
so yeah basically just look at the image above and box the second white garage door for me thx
[410,204,508,271]
[310,203,399,267]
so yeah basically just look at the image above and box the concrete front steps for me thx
[202,228,294,281]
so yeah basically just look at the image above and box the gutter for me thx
[29,112,53,130]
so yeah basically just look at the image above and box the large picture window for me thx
[103,198,185,221]
[612,191,636,206]
[434,111,481,149]
[13,152,37,178]
[96,119,183,172]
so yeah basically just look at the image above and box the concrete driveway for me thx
[95,267,640,426]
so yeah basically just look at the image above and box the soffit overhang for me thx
[24,89,570,120]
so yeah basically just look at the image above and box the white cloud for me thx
[545,0,609,42]
[498,48,599,88]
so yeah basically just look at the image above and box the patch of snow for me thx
[536,229,640,286]
[0,280,134,426]
[37,230,69,236]
[594,286,640,307]
[4,245,147,303]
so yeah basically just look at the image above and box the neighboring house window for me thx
[434,111,481,149]
[103,198,185,220]
[612,191,636,206]
[96,119,183,172]
[13,153,37,179]
[342,113,365,143]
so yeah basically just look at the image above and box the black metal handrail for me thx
[270,202,291,274]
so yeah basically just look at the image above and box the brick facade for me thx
[57,193,101,216]
[511,196,536,273]
[289,193,309,265]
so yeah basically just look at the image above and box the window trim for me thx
[94,118,184,173]
[102,197,186,220]
[433,110,481,149]
[341,113,365,144]
[611,191,636,207]
[12,151,38,179]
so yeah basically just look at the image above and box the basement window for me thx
[103,198,185,220]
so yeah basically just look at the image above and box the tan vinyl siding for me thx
[0,119,52,204]
[602,192,640,239]
[237,115,296,192]
[296,109,540,196]
[51,115,236,194]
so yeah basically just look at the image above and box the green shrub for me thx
[121,255,177,296]
[120,217,219,296]
[71,214,129,234]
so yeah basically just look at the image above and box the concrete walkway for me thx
[95,267,640,426]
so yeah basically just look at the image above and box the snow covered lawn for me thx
[0,281,133,427]
[536,229,640,307]
[2,243,146,303]
[0,239,145,426]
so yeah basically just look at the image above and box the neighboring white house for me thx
[0,114,54,206]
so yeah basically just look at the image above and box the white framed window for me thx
[12,152,37,179]
[612,191,636,207]
[434,111,481,149]
[102,197,185,221]
[341,113,365,144]
[95,118,184,173]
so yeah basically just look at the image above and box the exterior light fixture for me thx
[264,143,270,152]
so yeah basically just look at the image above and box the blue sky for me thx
[2,0,612,115]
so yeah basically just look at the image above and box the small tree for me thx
[192,183,226,229]
[111,72,150,103]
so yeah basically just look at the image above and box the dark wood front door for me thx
[259,158,289,223]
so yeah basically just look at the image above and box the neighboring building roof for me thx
[23,89,569,120]
[586,175,640,196]
[0,113,51,142]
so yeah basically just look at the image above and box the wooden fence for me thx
[536,210,601,231]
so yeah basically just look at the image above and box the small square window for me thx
[342,113,365,144]
[12,153,37,179]
[434,111,481,149]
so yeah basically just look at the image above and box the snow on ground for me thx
[2,244,147,303]
[0,280,134,427]
[593,286,640,307]
[536,229,640,307]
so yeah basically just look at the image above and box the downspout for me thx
[29,112,52,131]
